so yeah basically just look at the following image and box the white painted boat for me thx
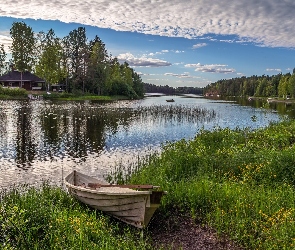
[64,170,165,228]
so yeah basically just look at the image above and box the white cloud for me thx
[164,72,201,79]
[165,72,191,78]
[185,63,236,74]
[117,52,171,67]
[192,43,207,49]
[1,0,295,48]
[266,68,281,72]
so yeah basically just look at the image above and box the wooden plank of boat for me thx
[88,183,156,189]
[64,170,165,228]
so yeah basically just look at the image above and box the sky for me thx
[0,0,295,88]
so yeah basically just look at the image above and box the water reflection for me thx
[0,96,284,188]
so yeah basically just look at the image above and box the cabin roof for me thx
[0,70,45,82]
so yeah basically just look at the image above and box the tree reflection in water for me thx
[0,97,282,187]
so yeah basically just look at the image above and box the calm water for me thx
[0,95,292,188]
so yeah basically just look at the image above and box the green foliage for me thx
[110,80,138,99]
[107,120,295,249]
[0,44,6,75]
[10,22,35,72]
[42,91,113,101]
[35,29,63,86]
[0,183,155,249]
[4,22,145,99]
[204,73,294,98]
[0,86,27,97]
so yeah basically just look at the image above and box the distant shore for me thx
[248,96,295,104]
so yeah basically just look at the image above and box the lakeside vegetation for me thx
[0,85,130,101]
[144,83,203,95]
[1,119,295,249]
[204,70,295,99]
[108,119,295,249]
[0,184,153,249]
[0,86,28,99]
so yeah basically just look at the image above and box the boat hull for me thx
[64,171,164,228]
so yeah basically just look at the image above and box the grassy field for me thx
[2,119,295,249]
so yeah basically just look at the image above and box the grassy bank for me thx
[108,119,295,249]
[0,87,28,99]
[0,183,156,249]
[2,120,295,249]
[0,87,131,101]
[42,92,129,101]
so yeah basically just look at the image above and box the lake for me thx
[0,95,292,188]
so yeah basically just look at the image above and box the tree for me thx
[65,27,88,92]
[288,73,295,98]
[132,69,144,97]
[0,44,7,75]
[10,22,35,87]
[278,74,290,98]
[120,62,133,86]
[35,29,63,90]
[87,36,109,94]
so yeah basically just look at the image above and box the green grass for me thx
[107,120,295,249]
[0,183,156,250]
[43,92,130,101]
[0,86,28,99]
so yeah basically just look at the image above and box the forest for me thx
[0,22,144,99]
[144,83,203,95]
[204,69,295,98]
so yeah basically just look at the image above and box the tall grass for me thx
[108,120,295,249]
[0,86,27,98]
[0,183,156,249]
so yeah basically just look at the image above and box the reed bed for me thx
[134,104,216,124]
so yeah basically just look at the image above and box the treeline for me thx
[0,22,144,98]
[204,70,295,98]
[144,83,203,95]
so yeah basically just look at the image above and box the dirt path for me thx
[147,212,244,250]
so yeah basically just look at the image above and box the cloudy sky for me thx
[1,0,295,88]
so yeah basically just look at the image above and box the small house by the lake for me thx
[0,70,45,91]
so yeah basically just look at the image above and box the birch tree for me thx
[10,22,35,87]
[35,29,63,90]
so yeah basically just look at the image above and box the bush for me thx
[0,86,27,97]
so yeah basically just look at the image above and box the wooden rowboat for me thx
[64,170,165,228]
[166,99,175,102]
